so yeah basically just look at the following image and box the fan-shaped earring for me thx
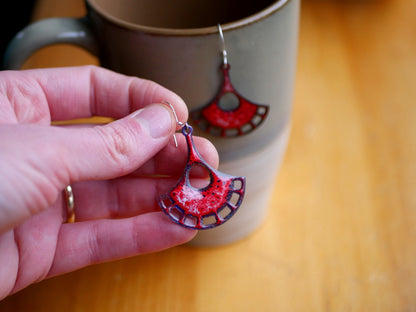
[191,24,269,137]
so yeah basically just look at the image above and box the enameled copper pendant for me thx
[158,124,246,229]
[191,64,269,137]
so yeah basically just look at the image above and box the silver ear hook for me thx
[163,101,185,147]
[217,24,228,68]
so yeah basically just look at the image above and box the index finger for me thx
[23,65,188,123]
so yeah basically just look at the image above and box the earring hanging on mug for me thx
[191,24,269,138]
[158,102,246,229]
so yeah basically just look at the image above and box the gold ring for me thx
[64,185,75,223]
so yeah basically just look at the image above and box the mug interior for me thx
[88,0,279,30]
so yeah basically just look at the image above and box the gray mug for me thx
[4,0,300,246]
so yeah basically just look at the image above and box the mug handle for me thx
[3,17,99,69]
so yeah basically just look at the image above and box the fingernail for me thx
[131,104,174,138]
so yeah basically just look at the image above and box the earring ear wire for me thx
[217,24,228,67]
[162,101,185,148]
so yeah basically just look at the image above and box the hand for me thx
[0,65,218,300]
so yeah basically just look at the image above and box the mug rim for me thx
[86,0,291,35]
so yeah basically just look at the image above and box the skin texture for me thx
[0,65,219,300]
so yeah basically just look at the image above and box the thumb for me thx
[0,103,177,232]
[64,103,177,182]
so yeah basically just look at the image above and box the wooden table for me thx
[2,0,416,310]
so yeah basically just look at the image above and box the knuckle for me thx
[0,72,49,123]
[94,121,139,171]
[87,222,102,264]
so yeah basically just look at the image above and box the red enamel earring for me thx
[191,24,269,137]
[158,103,246,229]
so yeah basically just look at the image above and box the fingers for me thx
[2,65,187,124]
[47,212,196,277]
[0,103,175,231]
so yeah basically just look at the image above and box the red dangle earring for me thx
[158,103,246,229]
[191,24,269,137]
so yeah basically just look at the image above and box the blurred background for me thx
[0,1,36,64]
[1,0,416,311]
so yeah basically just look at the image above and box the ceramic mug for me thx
[4,0,299,246]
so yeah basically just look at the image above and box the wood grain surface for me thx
[1,0,416,310]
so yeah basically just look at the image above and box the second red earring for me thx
[191,24,269,138]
